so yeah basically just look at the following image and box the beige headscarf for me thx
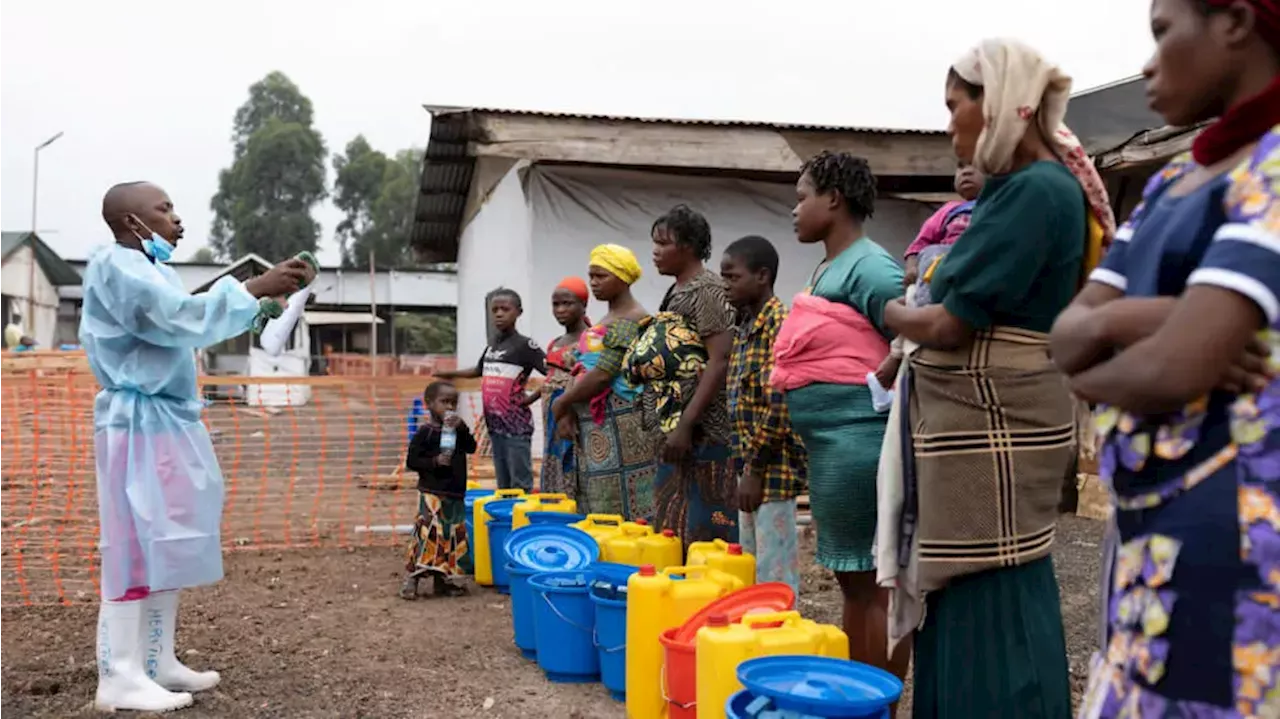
[952,38,1117,260]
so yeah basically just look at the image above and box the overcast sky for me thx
[1,0,1154,266]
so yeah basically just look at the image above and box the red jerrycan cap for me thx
[635,518,649,526]
[706,613,731,628]
[727,543,744,555]
[662,529,676,537]
[639,564,657,576]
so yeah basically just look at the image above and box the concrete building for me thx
[1,232,82,348]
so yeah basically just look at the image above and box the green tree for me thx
[394,312,456,354]
[209,72,327,262]
[188,246,217,263]
[331,136,388,264]
[332,139,421,269]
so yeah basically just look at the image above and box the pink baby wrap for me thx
[770,293,890,391]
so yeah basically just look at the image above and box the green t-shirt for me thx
[930,161,1085,333]
[810,238,904,339]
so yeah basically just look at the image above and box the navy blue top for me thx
[1082,130,1280,715]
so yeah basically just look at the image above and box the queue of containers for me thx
[466,486,902,719]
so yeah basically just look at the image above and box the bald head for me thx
[102,182,183,245]
[102,182,156,234]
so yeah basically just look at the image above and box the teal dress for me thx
[786,238,902,573]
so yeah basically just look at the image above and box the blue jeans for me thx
[490,433,533,492]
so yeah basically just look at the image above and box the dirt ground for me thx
[2,515,1103,719]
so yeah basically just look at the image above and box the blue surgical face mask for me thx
[141,233,175,263]
[130,217,174,263]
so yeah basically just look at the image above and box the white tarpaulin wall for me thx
[454,161,937,458]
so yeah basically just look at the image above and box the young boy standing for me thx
[438,288,546,491]
[402,380,478,599]
[720,236,807,594]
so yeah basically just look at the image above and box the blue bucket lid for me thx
[505,526,598,573]
[736,656,903,717]
[592,562,638,590]
[482,498,522,520]
[465,488,496,502]
[487,503,517,521]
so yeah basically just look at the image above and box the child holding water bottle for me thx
[401,380,477,599]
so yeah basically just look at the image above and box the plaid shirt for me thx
[727,296,807,501]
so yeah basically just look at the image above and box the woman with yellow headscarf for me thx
[550,245,660,519]
[880,38,1114,717]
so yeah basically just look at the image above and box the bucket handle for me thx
[661,565,709,581]
[659,659,696,710]
[530,493,568,504]
[580,513,624,528]
[592,627,625,654]
[537,590,594,634]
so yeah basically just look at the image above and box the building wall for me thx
[456,158,536,367]
[1,245,60,347]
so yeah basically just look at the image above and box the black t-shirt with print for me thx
[474,332,546,437]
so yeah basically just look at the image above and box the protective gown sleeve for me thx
[93,251,262,349]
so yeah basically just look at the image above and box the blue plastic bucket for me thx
[726,690,890,718]
[486,503,519,594]
[589,562,636,702]
[734,656,901,718]
[528,511,586,526]
[725,690,754,719]
[463,488,495,574]
[529,570,600,683]
[505,526,598,662]
[506,561,539,659]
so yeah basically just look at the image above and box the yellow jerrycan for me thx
[472,488,525,586]
[694,611,849,719]
[686,538,731,566]
[626,565,740,719]
[705,543,756,589]
[637,528,683,572]
[605,520,653,565]
[511,492,577,530]
[572,514,625,558]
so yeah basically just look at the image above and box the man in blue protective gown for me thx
[81,181,313,713]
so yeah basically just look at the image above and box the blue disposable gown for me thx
[79,245,261,599]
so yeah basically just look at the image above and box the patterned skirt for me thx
[573,393,661,520]
[654,442,738,552]
[541,386,576,497]
[404,491,471,578]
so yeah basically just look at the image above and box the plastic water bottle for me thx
[440,413,457,458]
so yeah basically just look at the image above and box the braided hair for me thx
[799,151,877,222]
[652,204,713,261]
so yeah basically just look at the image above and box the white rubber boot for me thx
[143,591,221,692]
[95,600,194,712]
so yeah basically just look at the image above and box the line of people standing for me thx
[407,2,1280,714]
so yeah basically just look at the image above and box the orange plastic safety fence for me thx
[0,368,497,606]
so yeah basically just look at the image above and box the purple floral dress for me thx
[1078,133,1280,718]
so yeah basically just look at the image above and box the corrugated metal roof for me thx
[1,231,82,285]
[411,106,948,260]
[422,104,947,135]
